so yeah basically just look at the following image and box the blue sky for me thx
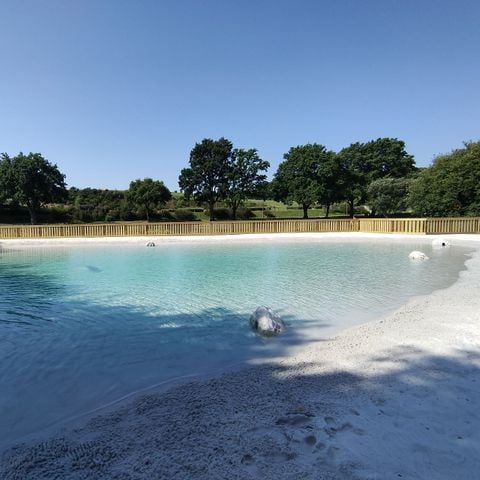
[1,0,479,190]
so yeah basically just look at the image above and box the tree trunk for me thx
[231,204,238,221]
[325,204,330,218]
[209,200,215,221]
[146,209,150,222]
[348,198,355,218]
[302,203,309,219]
[28,205,38,225]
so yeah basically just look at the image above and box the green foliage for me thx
[236,207,255,220]
[409,141,480,216]
[0,152,67,224]
[127,178,171,221]
[273,144,337,218]
[212,208,232,220]
[179,138,233,221]
[8,137,480,225]
[262,209,275,218]
[226,148,269,219]
[0,153,11,203]
[367,177,413,216]
[173,209,198,221]
[68,187,130,222]
[338,138,415,216]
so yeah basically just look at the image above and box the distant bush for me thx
[174,209,197,221]
[213,208,231,220]
[236,207,254,220]
[44,205,71,223]
[152,209,175,222]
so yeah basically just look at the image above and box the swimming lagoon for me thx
[0,237,472,448]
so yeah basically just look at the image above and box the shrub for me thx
[213,208,232,220]
[236,207,254,220]
[174,209,197,221]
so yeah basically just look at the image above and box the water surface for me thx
[0,238,472,447]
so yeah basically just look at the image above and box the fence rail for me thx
[0,218,479,239]
[357,218,427,234]
[425,217,480,234]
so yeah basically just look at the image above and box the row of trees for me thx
[179,138,269,221]
[0,153,173,224]
[179,138,480,219]
[179,137,416,219]
[2,139,480,224]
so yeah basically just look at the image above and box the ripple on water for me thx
[0,239,473,448]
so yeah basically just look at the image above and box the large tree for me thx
[178,138,233,221]
[0,152,67,224]
[315,150,342,217]
[338,138,415,216]
[273,144,337,219]
[226,148,269,220]
[127,178,171,221]
[409,141,480,216]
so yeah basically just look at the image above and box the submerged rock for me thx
[249,306,285,336]
[432,238,451,248]
[409,250,429,261]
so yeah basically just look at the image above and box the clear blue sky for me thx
[1,0,479,190]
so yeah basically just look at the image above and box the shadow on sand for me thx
[1,342,479,480]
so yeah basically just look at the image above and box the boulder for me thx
[249,306,285,336]
[409,250,429,261]
[432,238,451,248]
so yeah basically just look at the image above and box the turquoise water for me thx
[0,239,472,447]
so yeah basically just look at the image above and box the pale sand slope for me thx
[1,235,480,479]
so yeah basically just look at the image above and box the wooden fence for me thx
[425,217,480,234]
[357,218,427,234]
[0,218,479,239]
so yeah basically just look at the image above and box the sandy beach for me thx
[1,233,480,479]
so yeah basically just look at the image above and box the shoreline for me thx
[2,231,479,248]
[1,233,480,479]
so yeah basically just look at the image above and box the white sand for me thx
[1,233,480,479]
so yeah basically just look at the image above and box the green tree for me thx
[226,148,269,220]
[1,152,67,224]
[67,187,132,222]
[338,138,415,216]
[337,142,366,217]
[178,138,233,221]
[367,177,413,216]
[0,153,13,203]
[409,141,480,216]
[273,144,336,219]
[127,178,171,221]
[316,151,342,218]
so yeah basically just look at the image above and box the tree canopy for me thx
[127,178,171,221]
[179,138,233,221]
[0,152,67,224]
[409,141,480,216]
[273,144,338,218]
[338,138,415,216]
[226,148,269,220]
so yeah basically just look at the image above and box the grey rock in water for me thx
[250,306,285,335]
